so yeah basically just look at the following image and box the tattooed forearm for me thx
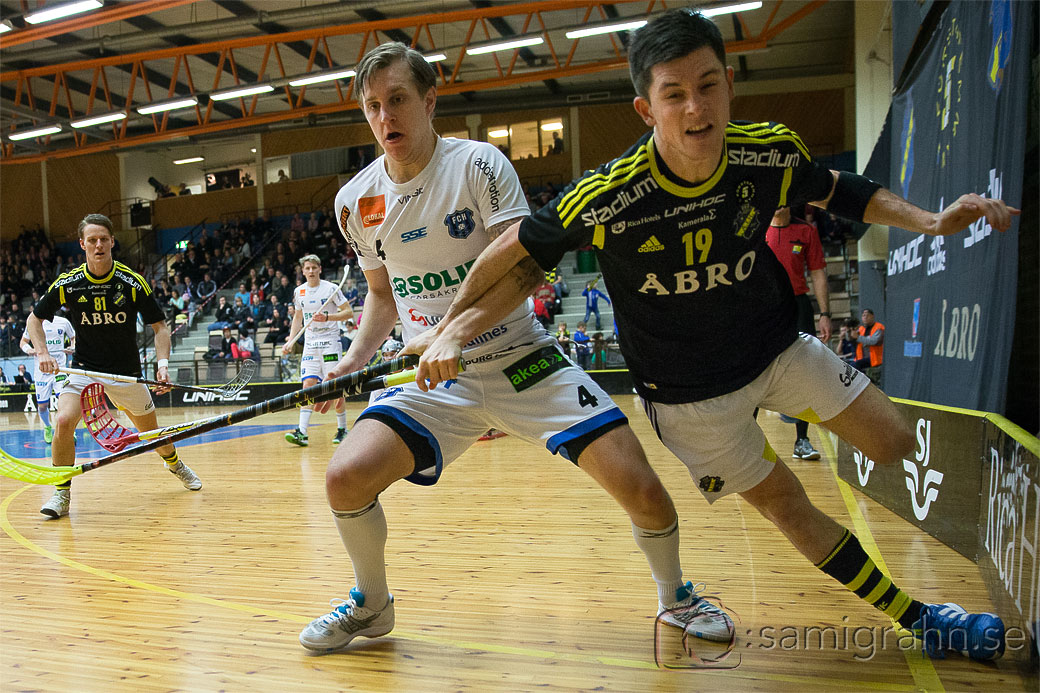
[487,216,525,241]
[510,256,544,295]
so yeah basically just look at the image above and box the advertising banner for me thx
[836,400,986,560]
[883,0,1031,411]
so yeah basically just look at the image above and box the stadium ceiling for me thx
[0,0,851,164]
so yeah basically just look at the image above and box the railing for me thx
[308,174,342,212]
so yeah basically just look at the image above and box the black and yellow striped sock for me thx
[816,529,924,630]
[160,450,180,469]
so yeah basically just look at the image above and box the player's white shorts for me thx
[60,373,155,416]
[361,340,626,485]
[301,338,343,382]
[34,369,67,404]
[641,333,869,503]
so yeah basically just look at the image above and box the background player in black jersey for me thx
[27,214,201,519]
[407,9,1019,663]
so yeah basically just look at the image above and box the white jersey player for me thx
[20,314,74,443]
[282,254,354,446]
[298,42,729,655]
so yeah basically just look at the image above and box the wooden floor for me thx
[0,396,1028,692]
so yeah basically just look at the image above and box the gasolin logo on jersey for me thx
[359,195,386,228]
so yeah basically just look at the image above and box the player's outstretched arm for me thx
[818,170,1020,237]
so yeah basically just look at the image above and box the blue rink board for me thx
[0,423,300,460]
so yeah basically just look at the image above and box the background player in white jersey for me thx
[297,42,729,654]
[20,312,75,443]
[281,254,354,446]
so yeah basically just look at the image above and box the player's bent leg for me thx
[739,460,845,563]
[302,419,414,653]
[821,383,914,466]
[740,461,1004,660]
[577,424,674,530]
[125,409,202,491]
[578,427,733,642]
[325,418,414,510]
[50,393,81,468]
[288,376,321,446]
[41,393,82,519]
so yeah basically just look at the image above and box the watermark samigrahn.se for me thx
[654,607,1029,669]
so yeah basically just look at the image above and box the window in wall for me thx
[488,125,511,158]
[542,119,565,155]
[509,120,540,160]
[485,118,566,159]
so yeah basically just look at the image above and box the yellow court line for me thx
[3,483,911,689]
[817,431,945,693]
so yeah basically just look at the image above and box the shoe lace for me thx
[321,597,358,624]
[670,582,728,624]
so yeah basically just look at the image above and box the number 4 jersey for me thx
[334,136,540,358]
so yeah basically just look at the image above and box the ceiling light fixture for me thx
[699,1,763,18]
[466,35,543,56]
[70,111,127,128]
[173,156,204,165]
[488,129,510,138]
[136,96,199,115]
[541,122,564,131]
[24,0,102,25]
[288,68,356,87]
[8,124,62,141]
[564,19,647,39]
[210,84,275,101]
[424,53,447,63]
[0,19,14,33]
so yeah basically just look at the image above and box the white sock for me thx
[632,519,684,605]
[299,408,313,434]
[336,411,347,430]
[332,500,389,610]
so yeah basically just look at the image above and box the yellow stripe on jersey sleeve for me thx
[115,262,152,294]
[557,142,651,227]
[726,122,811,160]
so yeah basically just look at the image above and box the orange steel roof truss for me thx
[0,0,827,164]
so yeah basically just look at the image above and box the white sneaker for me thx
[658,581,734,642]
[299,589,395,652]
[40,488,71,519]
[167,461,202,490]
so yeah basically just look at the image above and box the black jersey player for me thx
[27,214,202,519]
[410,9,1018,663]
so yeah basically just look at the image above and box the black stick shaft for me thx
[79,355,417,473]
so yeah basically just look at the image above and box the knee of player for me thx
[54,410,81,431]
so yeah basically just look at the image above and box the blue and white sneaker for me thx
[657,581,734,642]
[913,602,1005,661]
[299,588,395,652]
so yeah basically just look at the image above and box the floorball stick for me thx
[58,359,257,398]
[0,355,418,486]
